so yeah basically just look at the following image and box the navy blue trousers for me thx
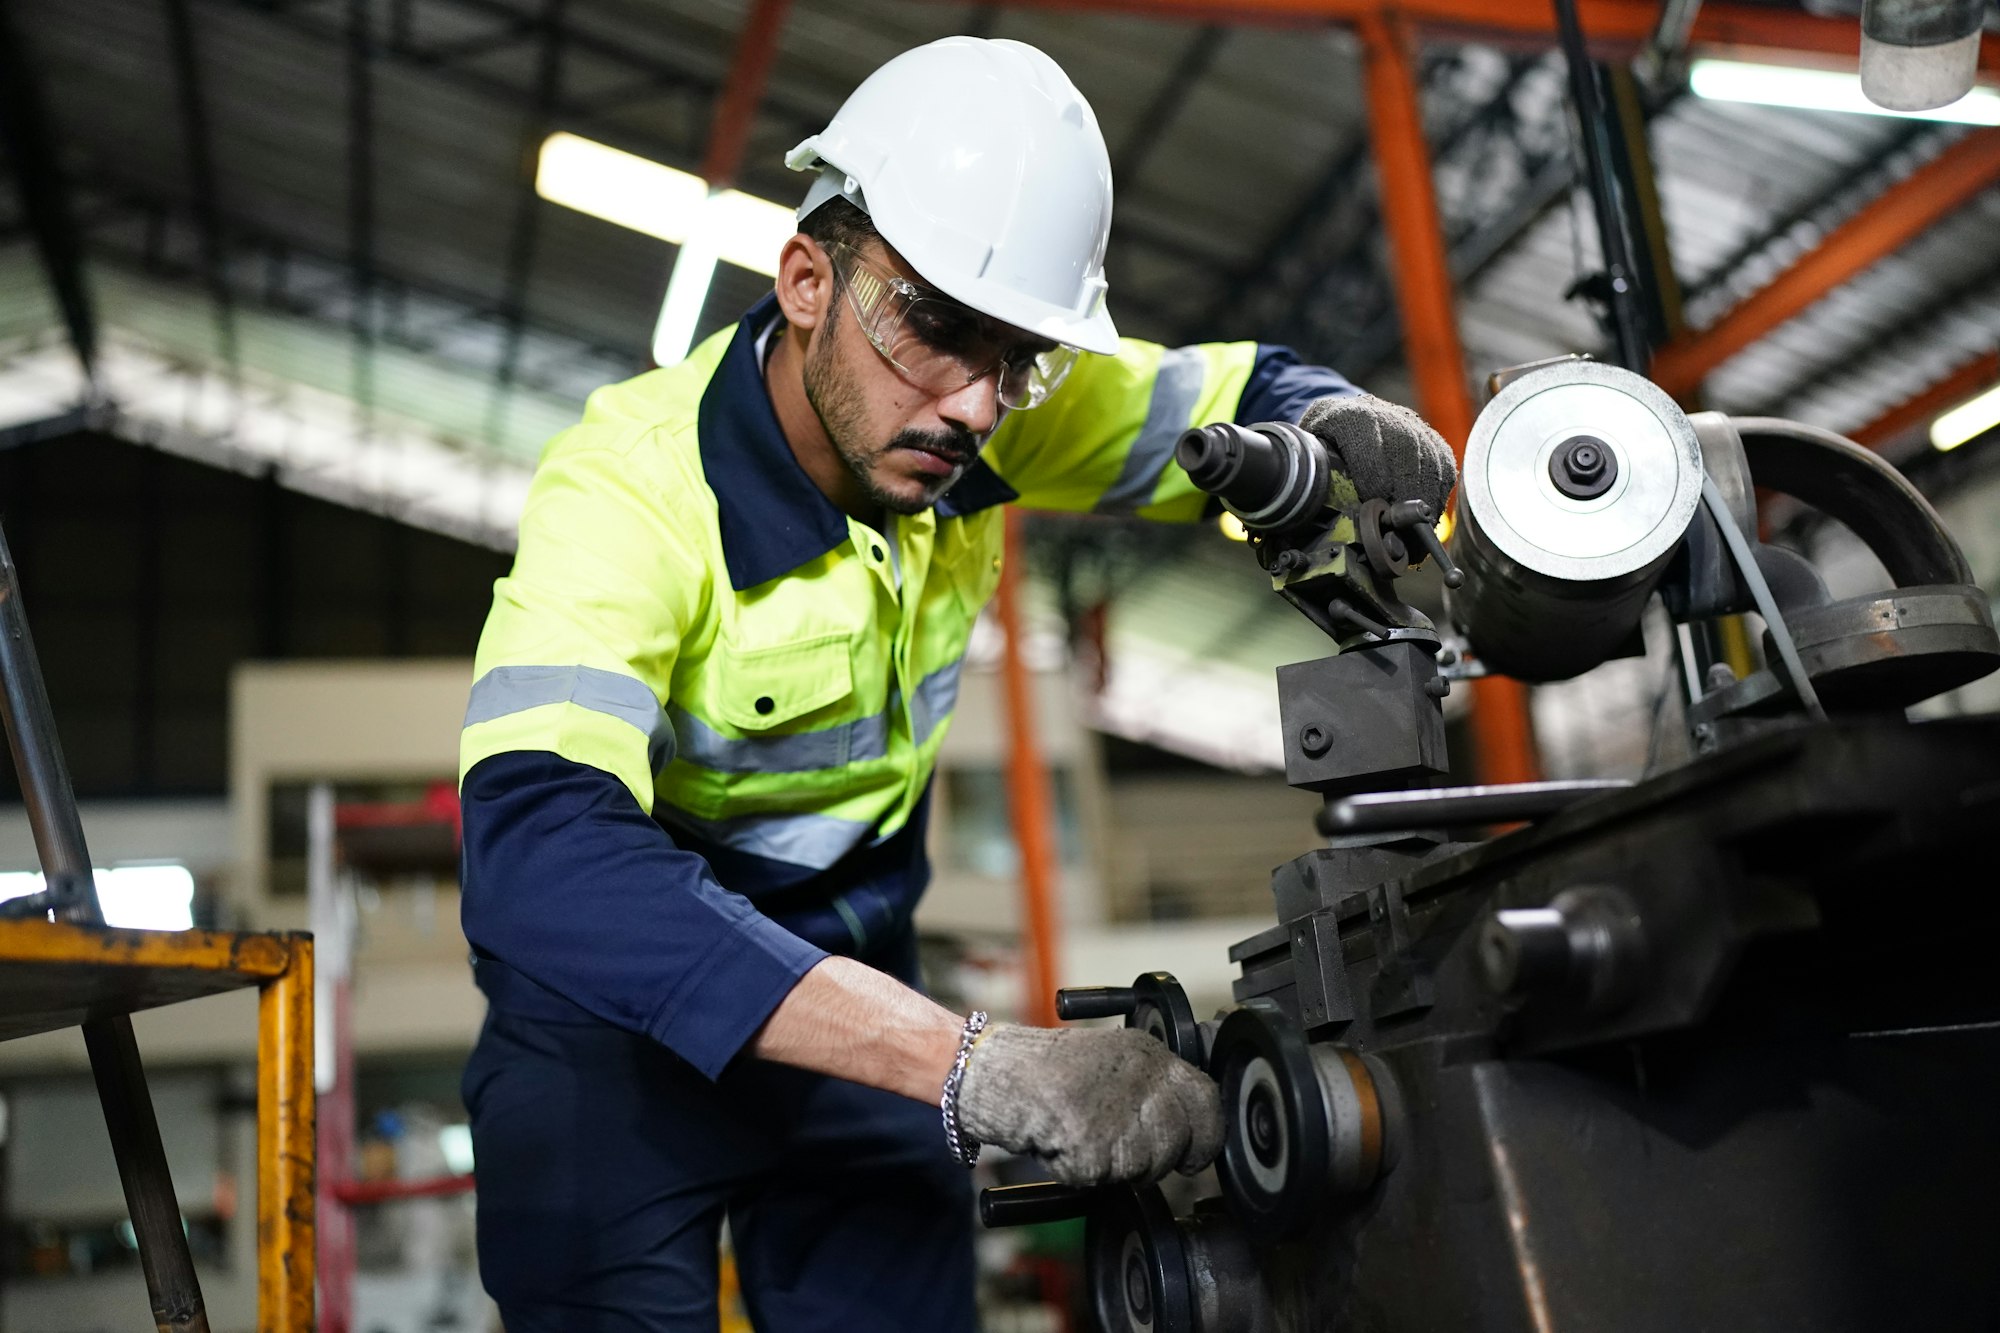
[462,971,977,1331]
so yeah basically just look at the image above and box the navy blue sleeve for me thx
[1235,344,1360,425]
[459,750,828,1079]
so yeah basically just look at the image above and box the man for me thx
[458,34,1455,1333]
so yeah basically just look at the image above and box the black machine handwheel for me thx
[1129,972,1204,1066]
[1087,1184,1195,1333]
[1212,1001,1387,1242]
[1057,971,1206,1067]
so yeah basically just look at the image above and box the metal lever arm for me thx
[1387,500,1464,588]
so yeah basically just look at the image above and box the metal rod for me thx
[1552,0,1652,372]
[1319,779,1633,834]
[0,518,99,924]
[84,1019,214,1333]
[0,518,212,1328]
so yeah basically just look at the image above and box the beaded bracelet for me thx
[940,1010,989,1168]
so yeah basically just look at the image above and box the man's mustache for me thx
[889,429,980,468]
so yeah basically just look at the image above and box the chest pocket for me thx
[688,634,868,774]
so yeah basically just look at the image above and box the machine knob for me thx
[1478,885,1648,1014]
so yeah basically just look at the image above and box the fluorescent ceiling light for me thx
[1932,381,2000,451]
[0,863,195,931]
[652,234,719,368]
[1689,58,2000,125]
[535,132,798,277]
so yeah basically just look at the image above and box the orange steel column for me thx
[1653,131,2000,399]
[1359,13,1539,785]
[996,510,1062,1027]
[258,937,316,1332]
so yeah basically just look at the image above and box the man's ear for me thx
[773,234,831,333]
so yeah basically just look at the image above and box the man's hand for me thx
[956,1024,1222,1186]
[1300,393,1458,517]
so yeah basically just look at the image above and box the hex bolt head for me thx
[1548,434,1619,501]
[1298,725,1330,758]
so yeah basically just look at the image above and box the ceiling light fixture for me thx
[1688,58,2000,125]
[1931,380,2000,451]
[536,133,802,365]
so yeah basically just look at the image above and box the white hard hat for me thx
[786,37,1119,355]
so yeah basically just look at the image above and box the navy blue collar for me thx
[698,295,854,592]
[699,295,1018,591]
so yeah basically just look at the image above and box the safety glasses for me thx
[829,242,1080,410]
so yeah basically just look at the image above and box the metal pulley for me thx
[1448,359,1705,681]
[1086,1189,1275,1333]
[1211,1001,1396,1241]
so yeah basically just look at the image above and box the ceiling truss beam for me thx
[0,0,97,382]
[1653,131,2000,398]
[162,0,239,374]
[1851,350,2000,450]
[950,0,2000,76]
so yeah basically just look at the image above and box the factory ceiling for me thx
[1,0,1997,768]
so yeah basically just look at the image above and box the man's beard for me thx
[803,307,979,516]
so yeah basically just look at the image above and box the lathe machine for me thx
[983,356,2000,1333]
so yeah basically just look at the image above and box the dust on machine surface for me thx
[981,351,2000,1332]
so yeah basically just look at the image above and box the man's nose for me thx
[937,371,1001,438]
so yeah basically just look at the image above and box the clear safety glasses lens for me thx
[834,245,1077,410]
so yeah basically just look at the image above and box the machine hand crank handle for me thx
[979,1180,1102,1228]
[1055,985,1139,1021]
[1386,500,1464,588]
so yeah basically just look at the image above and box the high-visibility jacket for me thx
[458,294,1352,1077]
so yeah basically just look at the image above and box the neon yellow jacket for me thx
[457,294,1351,1075]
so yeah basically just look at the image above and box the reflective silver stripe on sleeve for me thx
[464,665,675,771]
[658,805,873,870]
[912,656,965,747]
[667,705,891,775]
[1096,345,1208,515]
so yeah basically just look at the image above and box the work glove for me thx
[1300,393,1458,518]
[956,1024,1223,1186]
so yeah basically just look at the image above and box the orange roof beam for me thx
[1851,351,2000,451]
[1652,131,2000,399]
[947,0,2000,77]
[700,0,794,190]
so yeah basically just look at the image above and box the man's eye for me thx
[1003,346,1045,375]
[907,304,984,353]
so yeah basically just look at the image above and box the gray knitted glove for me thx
[1300,393,1458,517]
[956,1024,1222,1186]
